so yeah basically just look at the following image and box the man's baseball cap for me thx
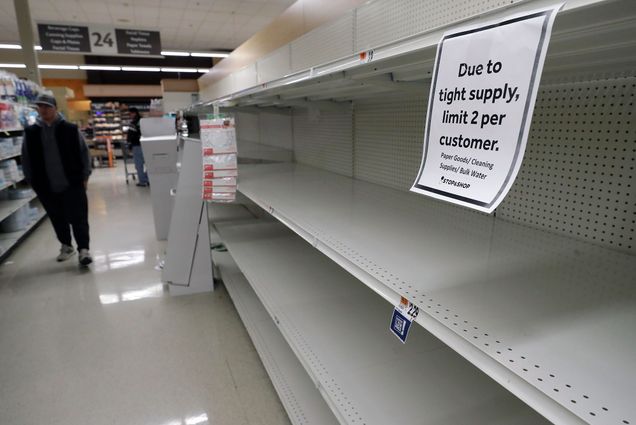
[34,94,57,108]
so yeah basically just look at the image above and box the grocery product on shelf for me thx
[0,159,20,182]
[0,70,44,130]
[0,73,44,262]
[8,188,34,200]
[92,102,124,141]
[0,204,29,232]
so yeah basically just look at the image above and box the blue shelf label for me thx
[390,308,412,344]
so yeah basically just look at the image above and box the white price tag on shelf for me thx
[359,49,374,64]
[390,297,419,343]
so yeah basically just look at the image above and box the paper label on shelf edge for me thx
[360,49,374,63]
[410,4,563,214]
[390,297,419,344]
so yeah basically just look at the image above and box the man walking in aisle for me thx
[22,94,93,266]
[127,107,149,187]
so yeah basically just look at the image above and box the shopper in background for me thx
[22,94,93,266]
[127,107,149,187]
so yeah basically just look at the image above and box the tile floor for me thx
[0,164,290,425]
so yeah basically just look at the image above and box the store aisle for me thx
[0,164,290,425]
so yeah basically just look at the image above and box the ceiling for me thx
[0,0,296,51]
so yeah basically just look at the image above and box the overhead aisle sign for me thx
[37,23,161,56]
[411,5,563,213]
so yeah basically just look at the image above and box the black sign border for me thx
[115,28,162,56]
[37,23,91,53]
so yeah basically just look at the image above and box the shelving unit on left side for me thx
[0,129,46,262]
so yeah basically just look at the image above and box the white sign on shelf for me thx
[411,5,563,213]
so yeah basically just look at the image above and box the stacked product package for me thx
[0,159,20,182]
[0,135,22,157]
[199,115,237,203]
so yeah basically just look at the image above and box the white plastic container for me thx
[0,139,12,156]
[8,188,33,200]
[1,205,29,232]
[0,159,19,181]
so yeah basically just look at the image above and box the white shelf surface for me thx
[0,151,21,162]
[213,0,636,105]
[238,141,293,163]
[0,208,45,257]
[0,175,25,192]
[0,193,36,222]
[213,249,339,425]
[216,219,551,425]
[236,163,636,425]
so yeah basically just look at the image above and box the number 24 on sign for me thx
[92,31,114,48]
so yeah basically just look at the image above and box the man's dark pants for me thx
[36,184,90,250]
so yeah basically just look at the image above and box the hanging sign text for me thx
[411,5,563,213]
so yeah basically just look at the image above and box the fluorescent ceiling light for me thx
[161,67,198,73]
[0,44,229,58]
[80,65,121,71]
[185,414,209,425]
[122,66,161,72]
[191,52,229,58]
[161,50,189,56]
[38,64,79,70]
[0,44,42,50]
[0,63,210,72]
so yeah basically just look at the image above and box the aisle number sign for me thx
[411,5,563,213]
[390,297,419,343]
[38,23,161,56]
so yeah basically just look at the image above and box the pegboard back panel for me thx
[234,64,259,93]
[291,12,355,72]
[260,111,293,150]
[216,75,235,99]
[353,94,493,233]
[497,75,636,253]
[351,74,635,253]
[258,45,291,84]
[355,0,524,52]
[292,108,354,177]
[236,111,260,144]
[353,95,426,191]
